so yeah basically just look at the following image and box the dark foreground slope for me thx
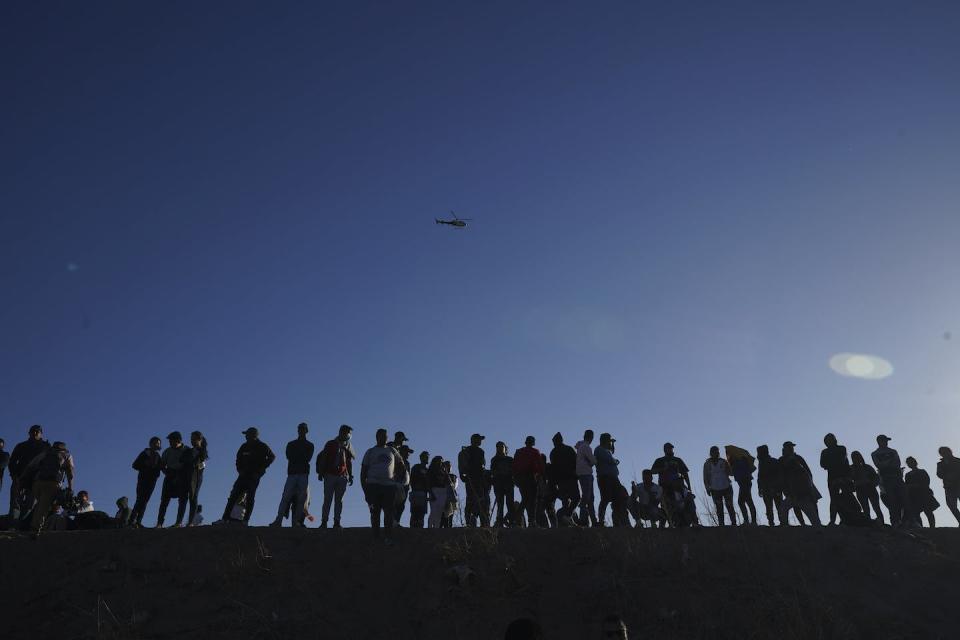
[1,525,957,640]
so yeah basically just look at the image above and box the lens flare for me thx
[829,353,893,380]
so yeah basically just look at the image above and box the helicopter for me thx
[435,211,472,228]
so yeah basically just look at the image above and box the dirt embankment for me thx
[1,526,957,640]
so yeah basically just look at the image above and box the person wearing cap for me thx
[575,429,598,527]
[819,433,853,526]
[651,443,691,493]
[458,433,490,527]
[220,427,276,524]
[549,432,580,526]
[390,431,408,452]
[703,446,737,526]
[7,424,49,521]
[490,441,516,527]
[270,423,314,528]
[936,446,960,526]
[360,428,403,542]
[512,436,546,527]
[779,441,821,526]
[318,424,357,528]
[871,435,904,526]
[595,433,624,526]
[130,436,163,527]
[409,450,432,528]
[156,431,188,528]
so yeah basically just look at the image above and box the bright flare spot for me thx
[829,353,893,380]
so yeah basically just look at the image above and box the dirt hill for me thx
[1,525,956,640]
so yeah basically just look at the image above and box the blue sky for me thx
[2,1,959,525]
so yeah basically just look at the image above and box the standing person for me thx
[361,428,402,542]
[317,424,356,529]
[703,446,736,525]
[441,460,460,527]
[130,437,163,527]
[512,436,545,527]
[779,441,822,526]
[0,439,8,491]
[651,443,691,492]
[409,451,431,528]
[182,431,208,527]
[427,456,449,528]
[595,433,621,526]
[220,427,276,524]
[394,445,412,526]
[819,433,853,526]
[390,431,408,452]
[549,432,580,526]
[756,445,784,526]
[458,434,490,527]
[936,446,960,526]
[903,457,938,528]
[156,431,187,528]
[728,447,757,525]
[24,441,74,534]
[7,425,49,520]
[270,423,314,528]
[575,429,598,527]
[871,435,905,526]
[490,441,515,527]
[850,451,884,524]
[537,453,558,527]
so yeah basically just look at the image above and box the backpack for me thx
[35,447,69,482]
[318,440,347,477]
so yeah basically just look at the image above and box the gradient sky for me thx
[3,1,959,526]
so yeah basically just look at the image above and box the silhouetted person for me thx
[504,618,544,640]
[937,446,960,526]
[819,433,852,526]
[630,469,666,528]
[575,429,598,527]
[115,497,131,528]
[601,614,629,639]
[0,439,8,491]
[730,449,757,525]
[459,433,490,527]
[271,423,314,528]
[130,436,162,527]
[537,453,558,527]
[427,456,452,528]
[221,427,275,524]
[871,435,904,526]
[703,446,736,525]
[835,477,871,526]
[549,432,580,526]
[850,450,883,524]
[7,425,48,520]
[756,445,784,526]
[441,460,459,528]
[595,433,625,526]
[904,456,938,528]
[318,424,356,529]
[394,444,412,526]
[157,431,187,528]
[24,440,74,534]
[513,436,546,527]
[360,428,402,543]
[390,431,408,452]
[490,441,516,527]
[780,441,822,526]
[183,431,208,527]
[409,450,431,528]
[652,442,691,527]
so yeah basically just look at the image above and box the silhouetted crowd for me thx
[3,424,959,542]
